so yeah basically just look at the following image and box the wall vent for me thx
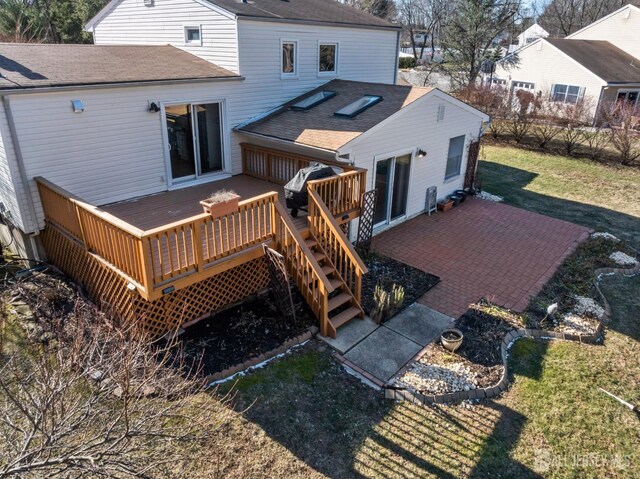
[437,104,445,122]
[144,0,154,6]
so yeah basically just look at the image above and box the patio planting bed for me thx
[177,289,316,377]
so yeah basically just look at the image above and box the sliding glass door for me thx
[165,102,224,183]
[373,153,412,227]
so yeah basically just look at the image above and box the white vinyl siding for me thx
[568,6,640,60]
[340,91,485,236]
[92,0,239,73]
[494,39,606,117]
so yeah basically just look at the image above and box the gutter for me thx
[0,75,244,96]
[394,29,400,85]
[2,95,40,236]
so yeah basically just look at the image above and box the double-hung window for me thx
[552,84,582,103]
[318,42,338,75]
[281,40,297,78]
[445,135,465,180]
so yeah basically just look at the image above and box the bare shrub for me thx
[0,274,234,478]
[582,127,611,161]
[455,84,510,138]
[506,90,537,143]
[556,98,592,155]
[532,101,562,148]
[599,101,640,165]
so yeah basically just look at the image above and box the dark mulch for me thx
[455,299,524,367]
[177,288,316,377]
[360,251,439,317]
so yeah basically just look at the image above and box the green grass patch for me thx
[479,145,640,248]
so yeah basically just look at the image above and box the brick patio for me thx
[373,197,591,318]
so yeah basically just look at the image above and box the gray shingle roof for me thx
[545,39,640,83]
[206,0,398,29]
[237,79,434,151]
[0,44,240,90]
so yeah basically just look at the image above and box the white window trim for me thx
[317,41,339,77]
[280,39,298,79]
[444,134,466,181]
[616,89,640,107]
[551,84,584,103]
[371,149,415,232]
[184,25,203,46]
[158,97,231,189]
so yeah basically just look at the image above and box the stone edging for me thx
[384,262,640,406]
[203,325,319,385]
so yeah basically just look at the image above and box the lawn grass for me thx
[479,144,640,248]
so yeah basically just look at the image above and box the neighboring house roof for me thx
[545,38,640,83]
[87,0,398,31]
[0,44,240,91]
[237,79,435,151]
[566,4,640,39]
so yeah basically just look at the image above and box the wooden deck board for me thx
[100,174,309,231]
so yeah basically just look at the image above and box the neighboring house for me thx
[494,4,640,118]
[516,23,549,48]
[0,0,487,339]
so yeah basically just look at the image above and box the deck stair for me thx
[301,231,364,334]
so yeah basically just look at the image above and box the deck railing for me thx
[241,143,364,185]
[35,177,279,301]
[274,201,334,335]
[308,170,366,220]
[308,188,368,310]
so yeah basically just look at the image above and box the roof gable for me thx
[566,4,640,39]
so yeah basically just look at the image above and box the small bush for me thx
[398,56,416,69]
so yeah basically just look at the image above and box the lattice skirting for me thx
[41,226,270,336]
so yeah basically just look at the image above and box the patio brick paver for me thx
[373,197,591,318]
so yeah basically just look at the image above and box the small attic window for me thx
[334,95,382,118]
[143,0,154,6]
[185,26,202,45]
[291,90,337,111]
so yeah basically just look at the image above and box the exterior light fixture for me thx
[148,101,160,112]
[71,99,84,113]
[417,149,427,158]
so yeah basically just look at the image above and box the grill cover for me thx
[284,163,336,211]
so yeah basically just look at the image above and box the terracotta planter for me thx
[437,200,454,212]
[200,194,240,219]
[441,328,463,352]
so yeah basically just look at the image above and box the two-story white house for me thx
[0,0,488,338]
[494,4,640,118]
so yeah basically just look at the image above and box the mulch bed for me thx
[177,288,316,377]
[360,251,439,317]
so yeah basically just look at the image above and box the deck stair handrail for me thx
[307,188,368,315]
[307,170,366,220]
[273,201,335,334]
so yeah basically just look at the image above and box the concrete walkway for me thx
[322,303,454,384]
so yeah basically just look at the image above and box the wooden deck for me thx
[100,175,308,231]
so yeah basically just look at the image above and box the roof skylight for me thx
[291,90,337,111]
[334,95,382,118]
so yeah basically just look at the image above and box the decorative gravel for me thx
[609,251,638,267]
[573,295,606,320]
[591,232,620,242]
[476,191,503,202]
[558,314,599,335]
[396,361,479,395]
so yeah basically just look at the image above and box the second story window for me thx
[281,40,297,78]
[184,26,202,45]
[319,42,337,75]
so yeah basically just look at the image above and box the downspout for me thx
[2,95,40,239]
[593,86,607,127]
[394,29,400,85]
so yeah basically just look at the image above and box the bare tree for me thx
[555,97,592,154]
[456,84,511,138]
[582,126,610,161]
[397,0,448,61]
[1,275,234,478]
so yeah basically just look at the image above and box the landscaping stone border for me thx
[384,263,640,406]
[203,325,318,385]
